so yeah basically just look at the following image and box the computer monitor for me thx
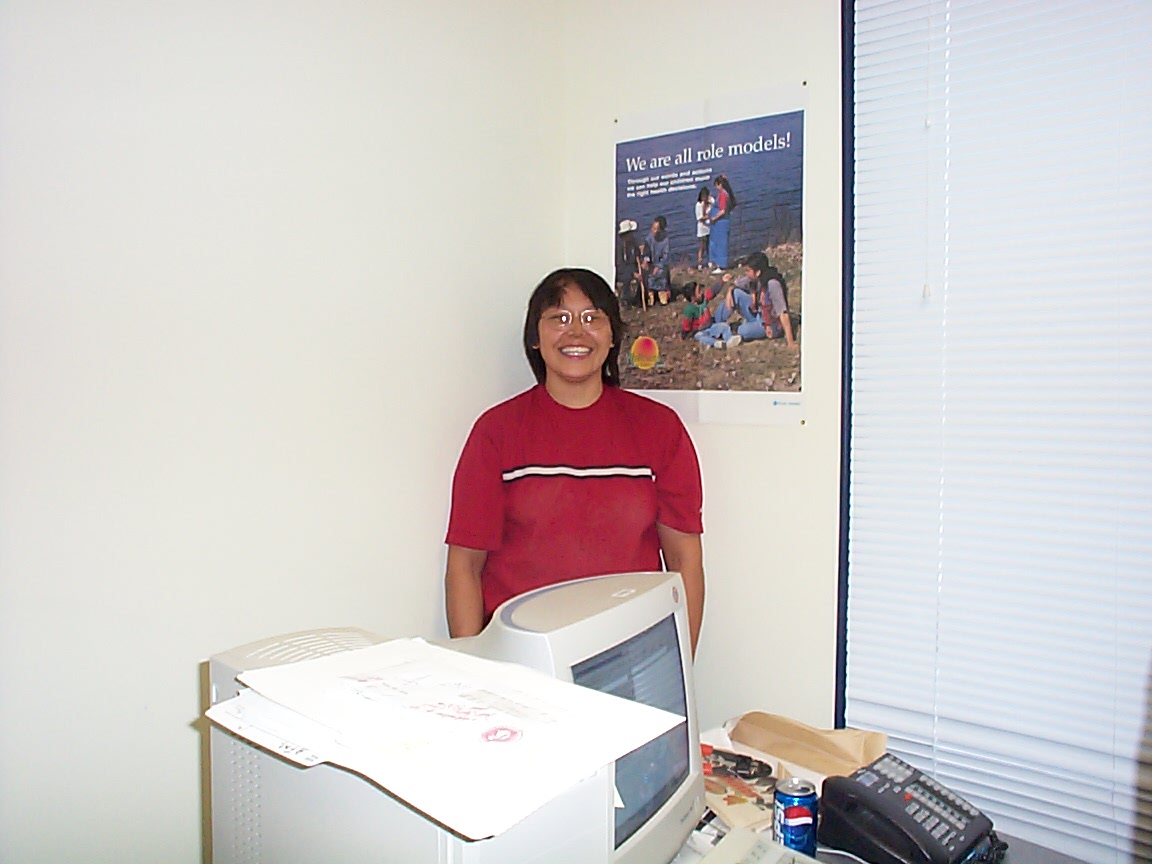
[450,570,705,864]
[207,571,702,864]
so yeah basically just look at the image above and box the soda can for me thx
[773,777,818,856]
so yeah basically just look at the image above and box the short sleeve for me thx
[768,280,788,315]
[444,417,505,551]
[654,414,704,535]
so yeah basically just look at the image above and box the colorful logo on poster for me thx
[630,336,659,370]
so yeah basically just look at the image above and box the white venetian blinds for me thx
[847,1,1152,861]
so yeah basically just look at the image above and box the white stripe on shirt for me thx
[502,465,655,482]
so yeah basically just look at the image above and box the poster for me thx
[614,110,804,403]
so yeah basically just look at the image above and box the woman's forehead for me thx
[548,283,593,309]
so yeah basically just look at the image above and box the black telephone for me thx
[818,753,1007,864]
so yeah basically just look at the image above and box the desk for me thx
[966,834,1087,864]
[675,829,1087,864]
[688,726,1088,864]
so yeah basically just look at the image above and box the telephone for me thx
[818,753,1008,864]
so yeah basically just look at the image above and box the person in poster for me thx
[692,253,797,350]
[708,174,737,271]
[643,216,672,306]
[615,219,643,307]
[614,110,804,394]
[695,187,713,270]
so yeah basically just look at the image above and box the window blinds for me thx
[847,1,1152,861]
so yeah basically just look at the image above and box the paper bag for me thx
[728,712,887,791]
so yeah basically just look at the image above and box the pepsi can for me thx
[773,777,818,856]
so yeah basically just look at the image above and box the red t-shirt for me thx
[715,187,730,218]
[446,384,703,619]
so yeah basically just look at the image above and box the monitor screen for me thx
[571,614,689,849]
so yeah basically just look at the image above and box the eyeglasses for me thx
[541,308,610,331]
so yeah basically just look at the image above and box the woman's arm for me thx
[445,544,488,638]
[767,280,798,349]
[657,523,705,657]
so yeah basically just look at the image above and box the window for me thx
[846,2,1152,861]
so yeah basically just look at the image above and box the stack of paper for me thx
[207,637,681,840]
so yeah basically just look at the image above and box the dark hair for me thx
[751,254,786,291]
[697,186,710,203]
[714,174,737,209]
[652,215,667,239]
[763,264,786,289]
[523,268,625,386]
[744,251,771,277]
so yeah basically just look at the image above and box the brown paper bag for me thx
[728,712,887,790]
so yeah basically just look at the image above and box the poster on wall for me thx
[614,107,805,423]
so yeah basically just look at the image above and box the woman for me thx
[644,215,672,305]
[709,174,737,271]
[739,258,797,348]
[444,268,706,653]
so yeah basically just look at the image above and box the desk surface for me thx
[675,831,1086,864]
[975,833,1086,864]
[691,725,1088,864]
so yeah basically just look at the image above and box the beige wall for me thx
[559,0,843,731]
[0,1,840,861]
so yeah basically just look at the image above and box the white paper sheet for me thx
[206,637,681,840]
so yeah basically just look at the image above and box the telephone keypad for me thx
[819,752,1001,864]
[868,753,986,837]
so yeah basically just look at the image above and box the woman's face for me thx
[535,284,613,389]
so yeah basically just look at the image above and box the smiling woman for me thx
[527,270,620,408]
[444,268,707,654]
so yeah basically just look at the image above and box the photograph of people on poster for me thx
[615,110,803,393]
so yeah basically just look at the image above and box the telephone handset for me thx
[818,753,1007,864]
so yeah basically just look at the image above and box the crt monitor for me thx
[207,571,702,863]
[451,570,705,864]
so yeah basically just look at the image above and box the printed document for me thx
[206,637,680,840]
